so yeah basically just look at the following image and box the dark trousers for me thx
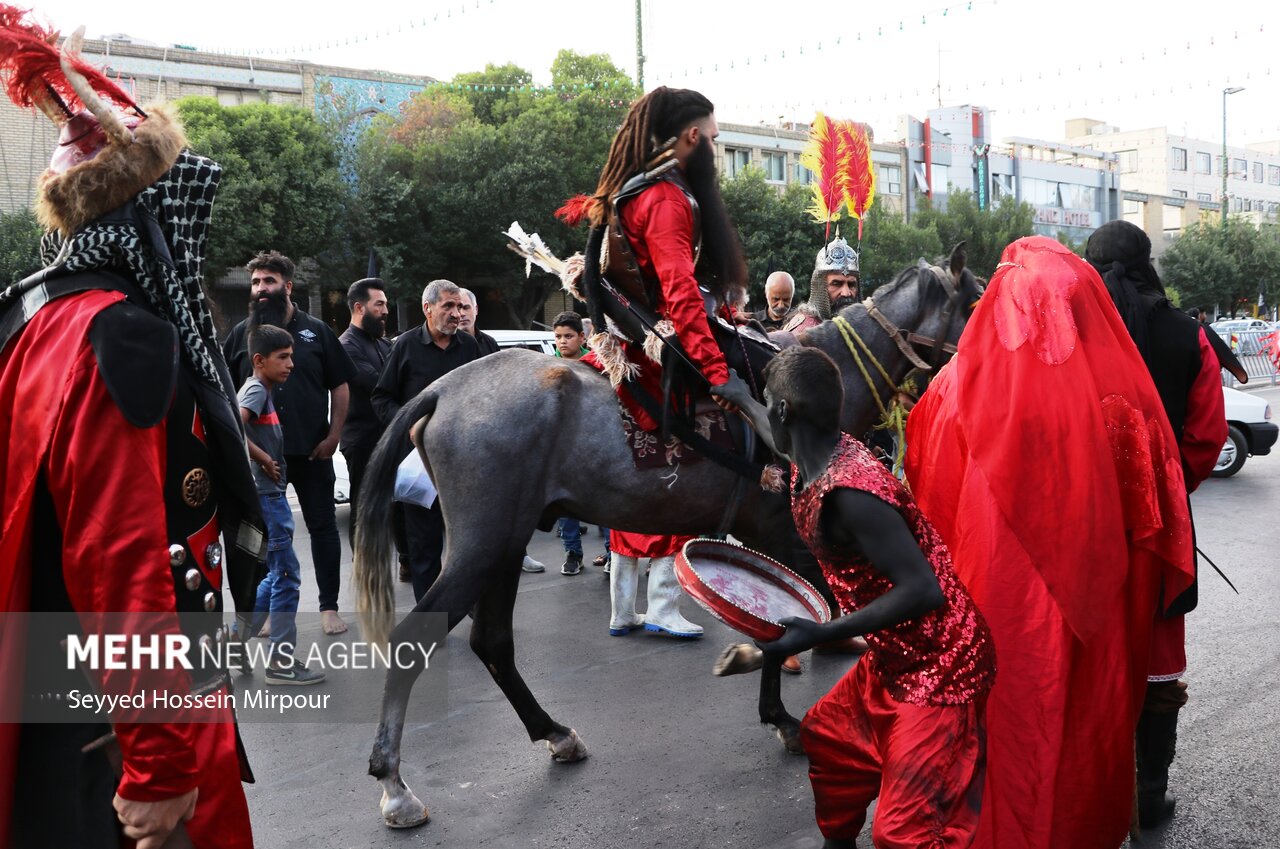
[341,443,374,549]
[403,501,445,603]
[284,454,341,612]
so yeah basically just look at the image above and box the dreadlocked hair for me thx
[589,87,715,227]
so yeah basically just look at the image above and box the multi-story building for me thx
[900,105,1121,245]
[712,121,909,216]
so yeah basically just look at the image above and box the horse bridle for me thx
[862,264,976,375]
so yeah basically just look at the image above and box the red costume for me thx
[583,177,730,430]
[610,530,693,560]
[792,433,995,847]
[0,15,260,846]
[905,236,1196,849]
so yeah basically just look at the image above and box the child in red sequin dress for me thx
[713,347,995,849]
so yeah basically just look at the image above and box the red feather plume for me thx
[554,194,596,228]
[800,113,850,241]
[0,5,138,117]
[837,120,877,242]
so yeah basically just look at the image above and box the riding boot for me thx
[1136,705,1181,828]
[608,555,645,635]
[643,556,703,638]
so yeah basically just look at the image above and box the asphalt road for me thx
[239,386,1280,848]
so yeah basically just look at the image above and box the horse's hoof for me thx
[546,728,588,763]
[775,725,805,756]
[381,786,430,829]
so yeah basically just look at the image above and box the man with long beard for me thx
[338,277,392,548]
[223,251,355,635]
[578,86,747,428]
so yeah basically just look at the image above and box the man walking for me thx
[223,251,355,635]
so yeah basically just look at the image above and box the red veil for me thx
[906,236,1193,849]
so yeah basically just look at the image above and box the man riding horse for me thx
[577,87,751,429]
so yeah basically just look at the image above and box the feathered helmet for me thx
[0,6,186,236]
[813,236,859,277]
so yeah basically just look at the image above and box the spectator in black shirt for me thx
[338,278,392,547]
[223,251,356,635]
[373,279,480,600]
[751,271,796,332]
[459,287,500,356]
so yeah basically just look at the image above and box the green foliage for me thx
[857,203,943,292]
[720,169,814,304]
[912,192,1035,280]
[350,51,640,326]
[0,208,43,286]
[175,97,347,279]
[1161,217,1280,316]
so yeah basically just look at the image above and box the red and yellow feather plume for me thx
[800,112,851,240]
[838,120,876,242]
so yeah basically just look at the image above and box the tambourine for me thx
[675,539,831,642]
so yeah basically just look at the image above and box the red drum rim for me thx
[675,539,831,642]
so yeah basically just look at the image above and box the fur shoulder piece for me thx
[37,105,186,237]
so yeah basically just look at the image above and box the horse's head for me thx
[863,241,983,370]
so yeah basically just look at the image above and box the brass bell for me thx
[206,543,223,568]
[168,544,186,567]
[184,569,201,591]
[203,592,217,612]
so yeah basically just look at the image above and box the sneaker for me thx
[265,657,326,686]
[561,552,583,576]
[522,555,545,573]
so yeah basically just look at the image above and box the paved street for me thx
[239,386,1280,848]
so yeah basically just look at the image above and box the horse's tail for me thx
[354,388,439,644]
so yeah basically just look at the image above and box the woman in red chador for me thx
[713,348,995,849]
[905,236,1196,849]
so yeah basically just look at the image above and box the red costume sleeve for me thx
[625,182,730,386]
[39,292,200,802]
[1181,328,1228,492]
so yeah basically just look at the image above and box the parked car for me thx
[1212,319,1271,356]
[1214,386,1277,477]
[487,328,557,354]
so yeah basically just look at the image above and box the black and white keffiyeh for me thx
[39,150,227,391]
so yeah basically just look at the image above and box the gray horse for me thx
[354,247,981,828]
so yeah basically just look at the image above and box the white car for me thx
[1214,386,1277,477]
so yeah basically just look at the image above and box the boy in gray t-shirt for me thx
[237,325,324,685]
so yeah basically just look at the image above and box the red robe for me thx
[905,237,1194,849]
[583,179,730,430]
[610,530,692,559]
[0,291,252,847]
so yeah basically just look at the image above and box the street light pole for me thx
[1222,86,1245,223]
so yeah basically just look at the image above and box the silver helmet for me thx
[806,237,860,320]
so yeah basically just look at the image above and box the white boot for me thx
[643,556,703,638]
[609,555,645,636]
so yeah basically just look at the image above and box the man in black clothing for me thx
[751,271,795,331]
[338,278,392,547]
[223,250,355,635]
[459,287,500,355]
[373,279,480,600]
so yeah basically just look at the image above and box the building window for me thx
[1117,150,1138,173]
[1232,158,1247,180]
[1172,189,1187,198]
[1270,165,1280,185]
[761,151,786,183]
[794,163,814,184]
[723,148,751,179]
[1172,147,1188,171]
[1196,192,1213,202]
[991,173,1013,200]
[877,164,902,195]
[1061,184,1098,209]
[1195,152,1212,174]
[1254,162,1264,182]
[1123,199,1142,215]
[1268,202,1279,216]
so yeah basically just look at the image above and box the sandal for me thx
[592,554,609,567]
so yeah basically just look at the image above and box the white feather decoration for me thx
[503,221,566,279]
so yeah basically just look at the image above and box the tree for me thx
[0,209,43,286]
[350,51,640,327]
[913,191,1035,280]
[175,97,347,280]
[856,203,944,293]
[720,168,814,304]
[1161,218,1280,317]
